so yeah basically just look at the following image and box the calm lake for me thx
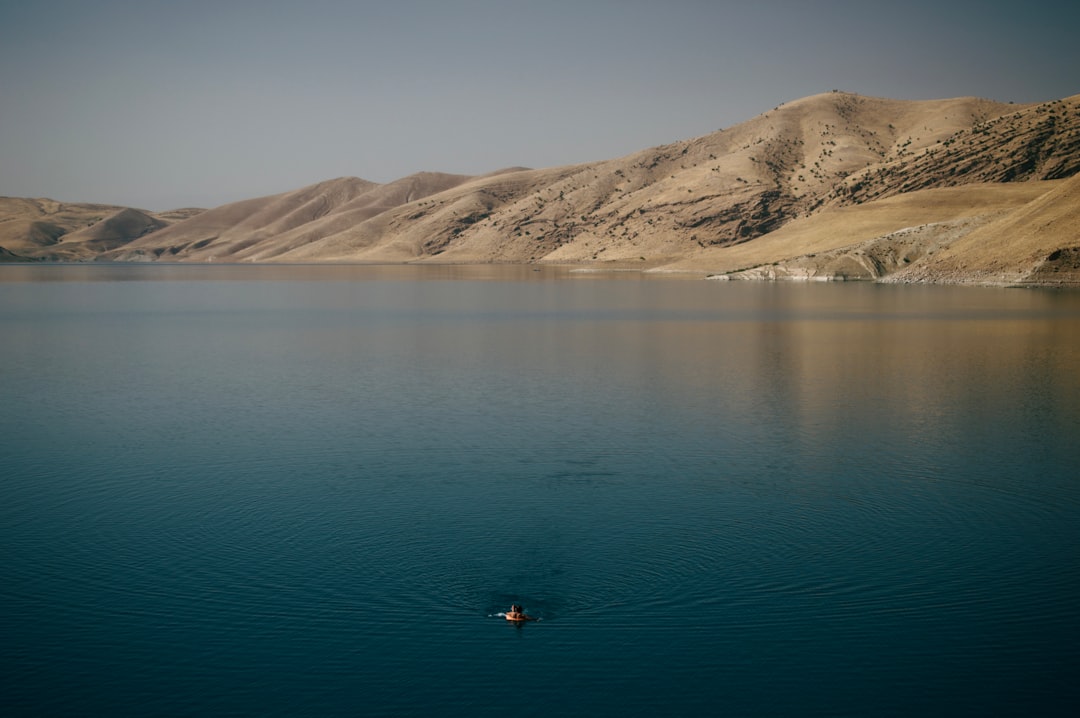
[2,264,1079,716]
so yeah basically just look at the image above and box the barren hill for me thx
[4,90,1079,285]
[884,171,1080,286]
[49,208,169,260]
[663,182,1058,280]
[415,92,1061,265]
[0,198,203,260]
[103,173,482,262]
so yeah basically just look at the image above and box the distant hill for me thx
[104,172,478,262]
[0,198,203,261]
[3,90,1078,285]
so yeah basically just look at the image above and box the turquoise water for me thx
[2,265,1079,716]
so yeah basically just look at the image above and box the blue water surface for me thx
[2,265,1079,716]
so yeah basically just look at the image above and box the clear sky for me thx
[2,0,1078,210]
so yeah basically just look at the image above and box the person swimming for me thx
[505,604,535,622]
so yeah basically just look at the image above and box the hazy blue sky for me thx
[2,0,1078,209]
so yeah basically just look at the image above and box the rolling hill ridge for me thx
[3,90,1079,285]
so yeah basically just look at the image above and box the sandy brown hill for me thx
[659,181,1058,278]
[883,172,1080,285]
[49,208,169,260]
[380,92,1077,267]
[228,171,487,262]
[254,93,1027,266]
[829,94,1080,206]
[6,90,1080,284]
[274,166,584,262]
[0,198,201,261]
[1,197,127,255]
[105,177,377,261]
[104,173,481,261]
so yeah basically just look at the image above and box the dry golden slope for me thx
[261,91,1074,267]
[885,172,1080,285]
[0,197,202,261]
[662,182,1058,278]
[405,92,1030,264]
[3,90,1079,284]
[401,91,1077,277]
[103,172,493,262]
